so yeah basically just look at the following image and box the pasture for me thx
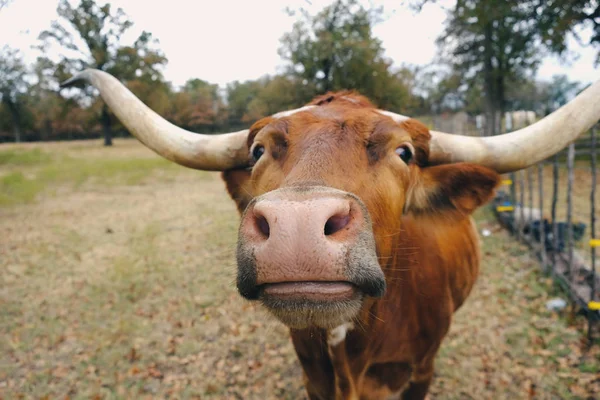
[1,139,599,399]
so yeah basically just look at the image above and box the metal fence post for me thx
[519,170,525,240]
[589,128,598,341]
[538,163,547,271]
[527,168,534,244]
[510,172,517,235]
[551,154,559,276]
[566,143,575,285]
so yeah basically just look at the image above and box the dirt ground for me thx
[1,139,598,400]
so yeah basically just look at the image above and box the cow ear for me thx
[405,163,501,217]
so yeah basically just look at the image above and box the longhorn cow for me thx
[62,70,600,400]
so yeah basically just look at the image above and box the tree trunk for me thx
[12,122,21,143]
[3,97,22,142]
[101,103,112,146]
[320,0,342,93]
[494,111,502,135]
[42,118,52,141]
[483,22,496,137]
[497,72,506,133]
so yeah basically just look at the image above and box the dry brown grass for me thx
[1,139,598,399]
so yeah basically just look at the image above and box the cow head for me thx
[223,93,499,329]
[61,70,600,329]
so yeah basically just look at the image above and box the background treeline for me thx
[1,0,599,144]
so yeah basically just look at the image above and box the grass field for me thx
[1,139,599,399]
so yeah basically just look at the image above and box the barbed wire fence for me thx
[490,126,599,344]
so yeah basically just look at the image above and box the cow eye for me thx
[251,145,265,162]
[395,145,413,164]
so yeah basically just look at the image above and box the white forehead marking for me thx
[272,105,316,118]
[376,110,410,122]
[327,322,354,347]
[270,106,410,123]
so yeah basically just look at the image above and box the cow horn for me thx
[427,80,600,173]
[60,69,249,171]
[380,80,600,173]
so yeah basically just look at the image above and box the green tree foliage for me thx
[224,76,307,128]
[411,0,597,133]
[38,0,167,145]
[538,75,584,114]
[168,78,224,132]
[0,0,13,10]
[245,75,314,121]
[535,0,600,64]
[224,74,332,129]
[279,0,415,112]
[225,79,265,129]
[427,0,542,135]
[6,0,557,143]
[506,74,583,116]
[415,69,468,114]
[0,46,29,142]
[28,57,62,140]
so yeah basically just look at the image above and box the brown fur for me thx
[221,92,501,399]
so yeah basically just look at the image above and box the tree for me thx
[279,0,415,111]
[506,74,583,116]
[425,0,542,135]
[26,57,61,140]
[168,78,224,132]
[535,0,600,64]
[0,46,29,142]
[39,0,167,146]
[0,0,13,10]
[225,79,266,128]
[224,75,314,128]
[418,70,469,113]
[245,75,313,121]
[412,0,597,134]
[538,75,583,115]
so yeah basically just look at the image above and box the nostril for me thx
[324,213,351,236]
[256,215,270,238]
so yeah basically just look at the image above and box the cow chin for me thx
[260,294,365,330]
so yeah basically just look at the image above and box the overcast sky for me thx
[1,0,598,89]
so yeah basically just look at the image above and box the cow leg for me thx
[290,329,336,400]
[327,323,360,399]
[302,373,330,400]
[363,362,412,400]
[295,355,336,400]
[400,362,434,400]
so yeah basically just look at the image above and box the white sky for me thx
[0,0,598,89]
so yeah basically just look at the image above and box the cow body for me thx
[222,92,499,399]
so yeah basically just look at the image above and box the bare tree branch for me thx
[0,0,14,11]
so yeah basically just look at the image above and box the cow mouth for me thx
[260,281,359,302]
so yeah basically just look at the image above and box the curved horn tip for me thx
[59,68,96,88]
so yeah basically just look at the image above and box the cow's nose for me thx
[239,189,365,286]
[249,196,353,241]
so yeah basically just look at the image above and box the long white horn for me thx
[427,79,600,173]
[61,69,249,171]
